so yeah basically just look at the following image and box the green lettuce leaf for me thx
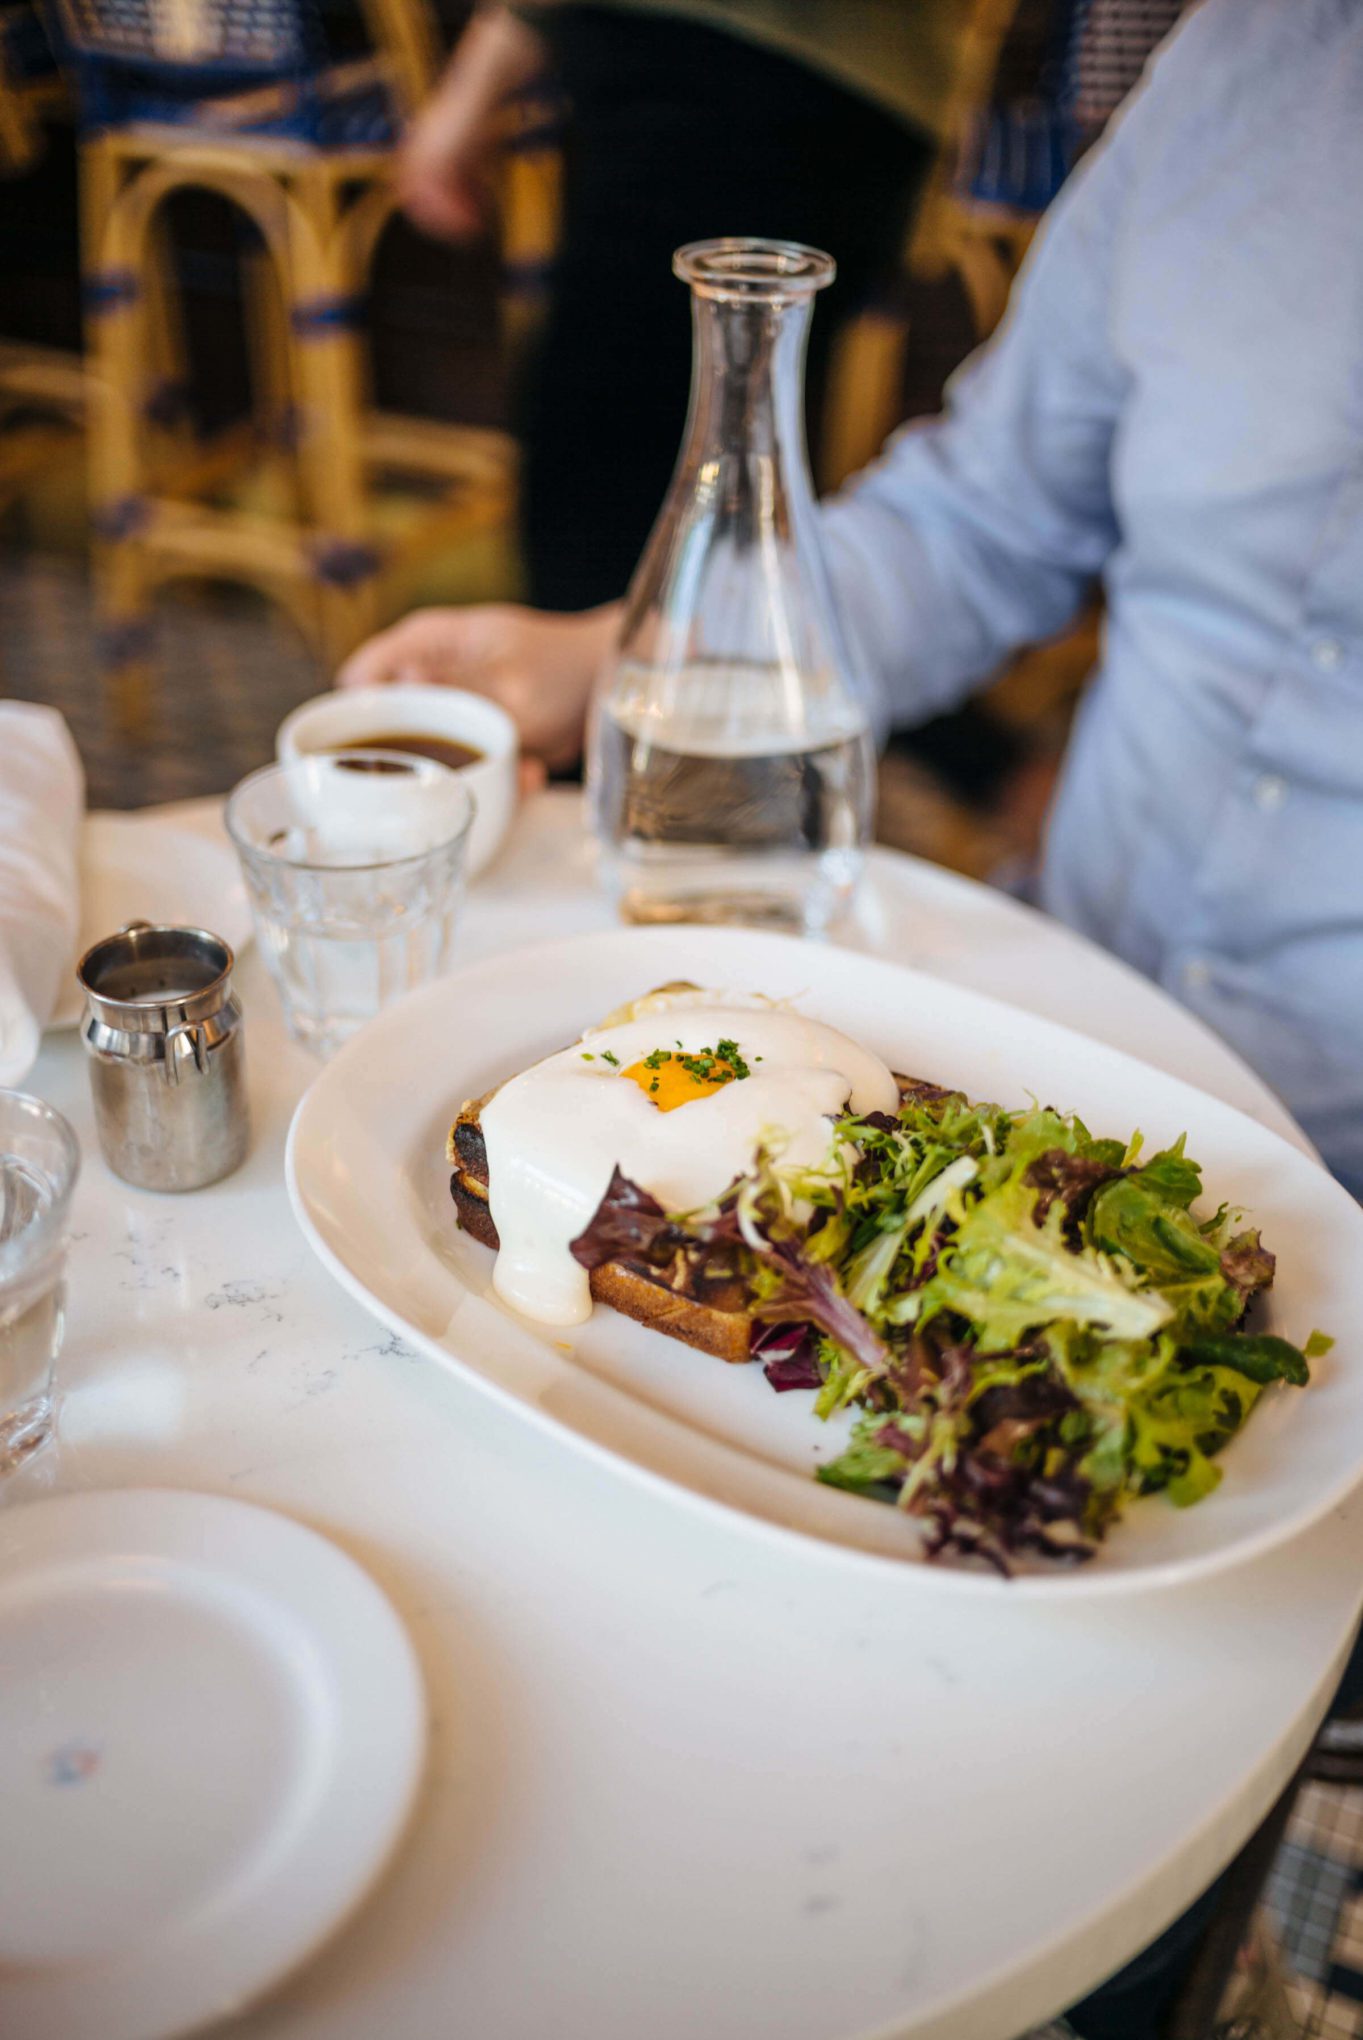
[917,1173,1172,1347]
[1180,1331,1310,1387]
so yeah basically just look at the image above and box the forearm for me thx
[425,6,545,127]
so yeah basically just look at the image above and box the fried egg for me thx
[479,990,898,1325]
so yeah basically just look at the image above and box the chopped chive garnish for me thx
[633,1040,752,1087]
[601,1049,620,1067]
[714,1036,751,1079]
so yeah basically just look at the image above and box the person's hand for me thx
[397,8,546,242]
[337,602,622,775]
[398,100,495,241]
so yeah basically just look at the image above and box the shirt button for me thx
[1252,773,1287,812]
[1312,637,1344,671]
[1182,957,1212,993]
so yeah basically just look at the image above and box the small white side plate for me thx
[51,815,253,1029]
[0,1488,426,2040]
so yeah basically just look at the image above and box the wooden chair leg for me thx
[81,135,157,731]
[498,121,561,358]
[818,311,910,493]
[283,166,379,674]
[244,240,292,434]
[92,537,154,733]
[139,205,196,487]
[315,581,378,676]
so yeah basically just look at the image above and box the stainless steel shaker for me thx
[76,924,250,1191]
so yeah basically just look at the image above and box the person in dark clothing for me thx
[397,2,951,610]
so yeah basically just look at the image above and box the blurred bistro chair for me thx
[45,0,523,721]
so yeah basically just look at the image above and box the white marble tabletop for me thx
[12,790,1362,2040]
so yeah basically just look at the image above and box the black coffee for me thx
[331,733,484,772]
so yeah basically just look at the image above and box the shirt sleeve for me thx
[820,56,1158,734]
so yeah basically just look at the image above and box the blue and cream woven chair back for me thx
[957,0,1188,216]
[956,0,1085,216]
[45,0,395,144]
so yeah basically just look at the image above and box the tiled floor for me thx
[0,551,319,809]
[5,541,1363,2040]
[1269,1781,1363,2038]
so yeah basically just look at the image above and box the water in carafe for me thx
[588,240,875,934]
[594,661,871,929]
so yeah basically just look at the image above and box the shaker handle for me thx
[163,1020,209,1086]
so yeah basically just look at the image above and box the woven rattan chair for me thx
[48,0,521,720]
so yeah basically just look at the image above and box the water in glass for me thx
[254,866,464,1059]
[227,752,473,1059]
[0,1154,67,1474]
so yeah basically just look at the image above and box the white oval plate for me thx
[287,925,1363,1595]
[0,1489,426,2040]
[51,815,253,1029]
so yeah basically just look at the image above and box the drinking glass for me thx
[0,1090,80,1478]
[226,752,473,1058]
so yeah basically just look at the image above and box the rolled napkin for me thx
[0,704,83,1084]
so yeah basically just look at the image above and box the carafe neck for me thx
[669,238,835,512]
[679,290,813,491]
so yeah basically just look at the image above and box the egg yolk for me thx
[621,1051,739,1111]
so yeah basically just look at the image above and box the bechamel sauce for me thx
[479,997,898,1325]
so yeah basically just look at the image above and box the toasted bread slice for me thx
[449,1114,753,1362]
[448,1061,940,1366]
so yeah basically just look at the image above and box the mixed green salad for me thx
[571,1078,1330,1572]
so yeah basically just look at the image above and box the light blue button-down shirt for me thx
[821,0,1363,1193]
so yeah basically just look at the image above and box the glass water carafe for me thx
[586,238,876,933]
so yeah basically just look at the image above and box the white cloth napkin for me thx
[0,703,83,1085]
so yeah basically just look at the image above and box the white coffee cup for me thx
[276,685,518,877]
